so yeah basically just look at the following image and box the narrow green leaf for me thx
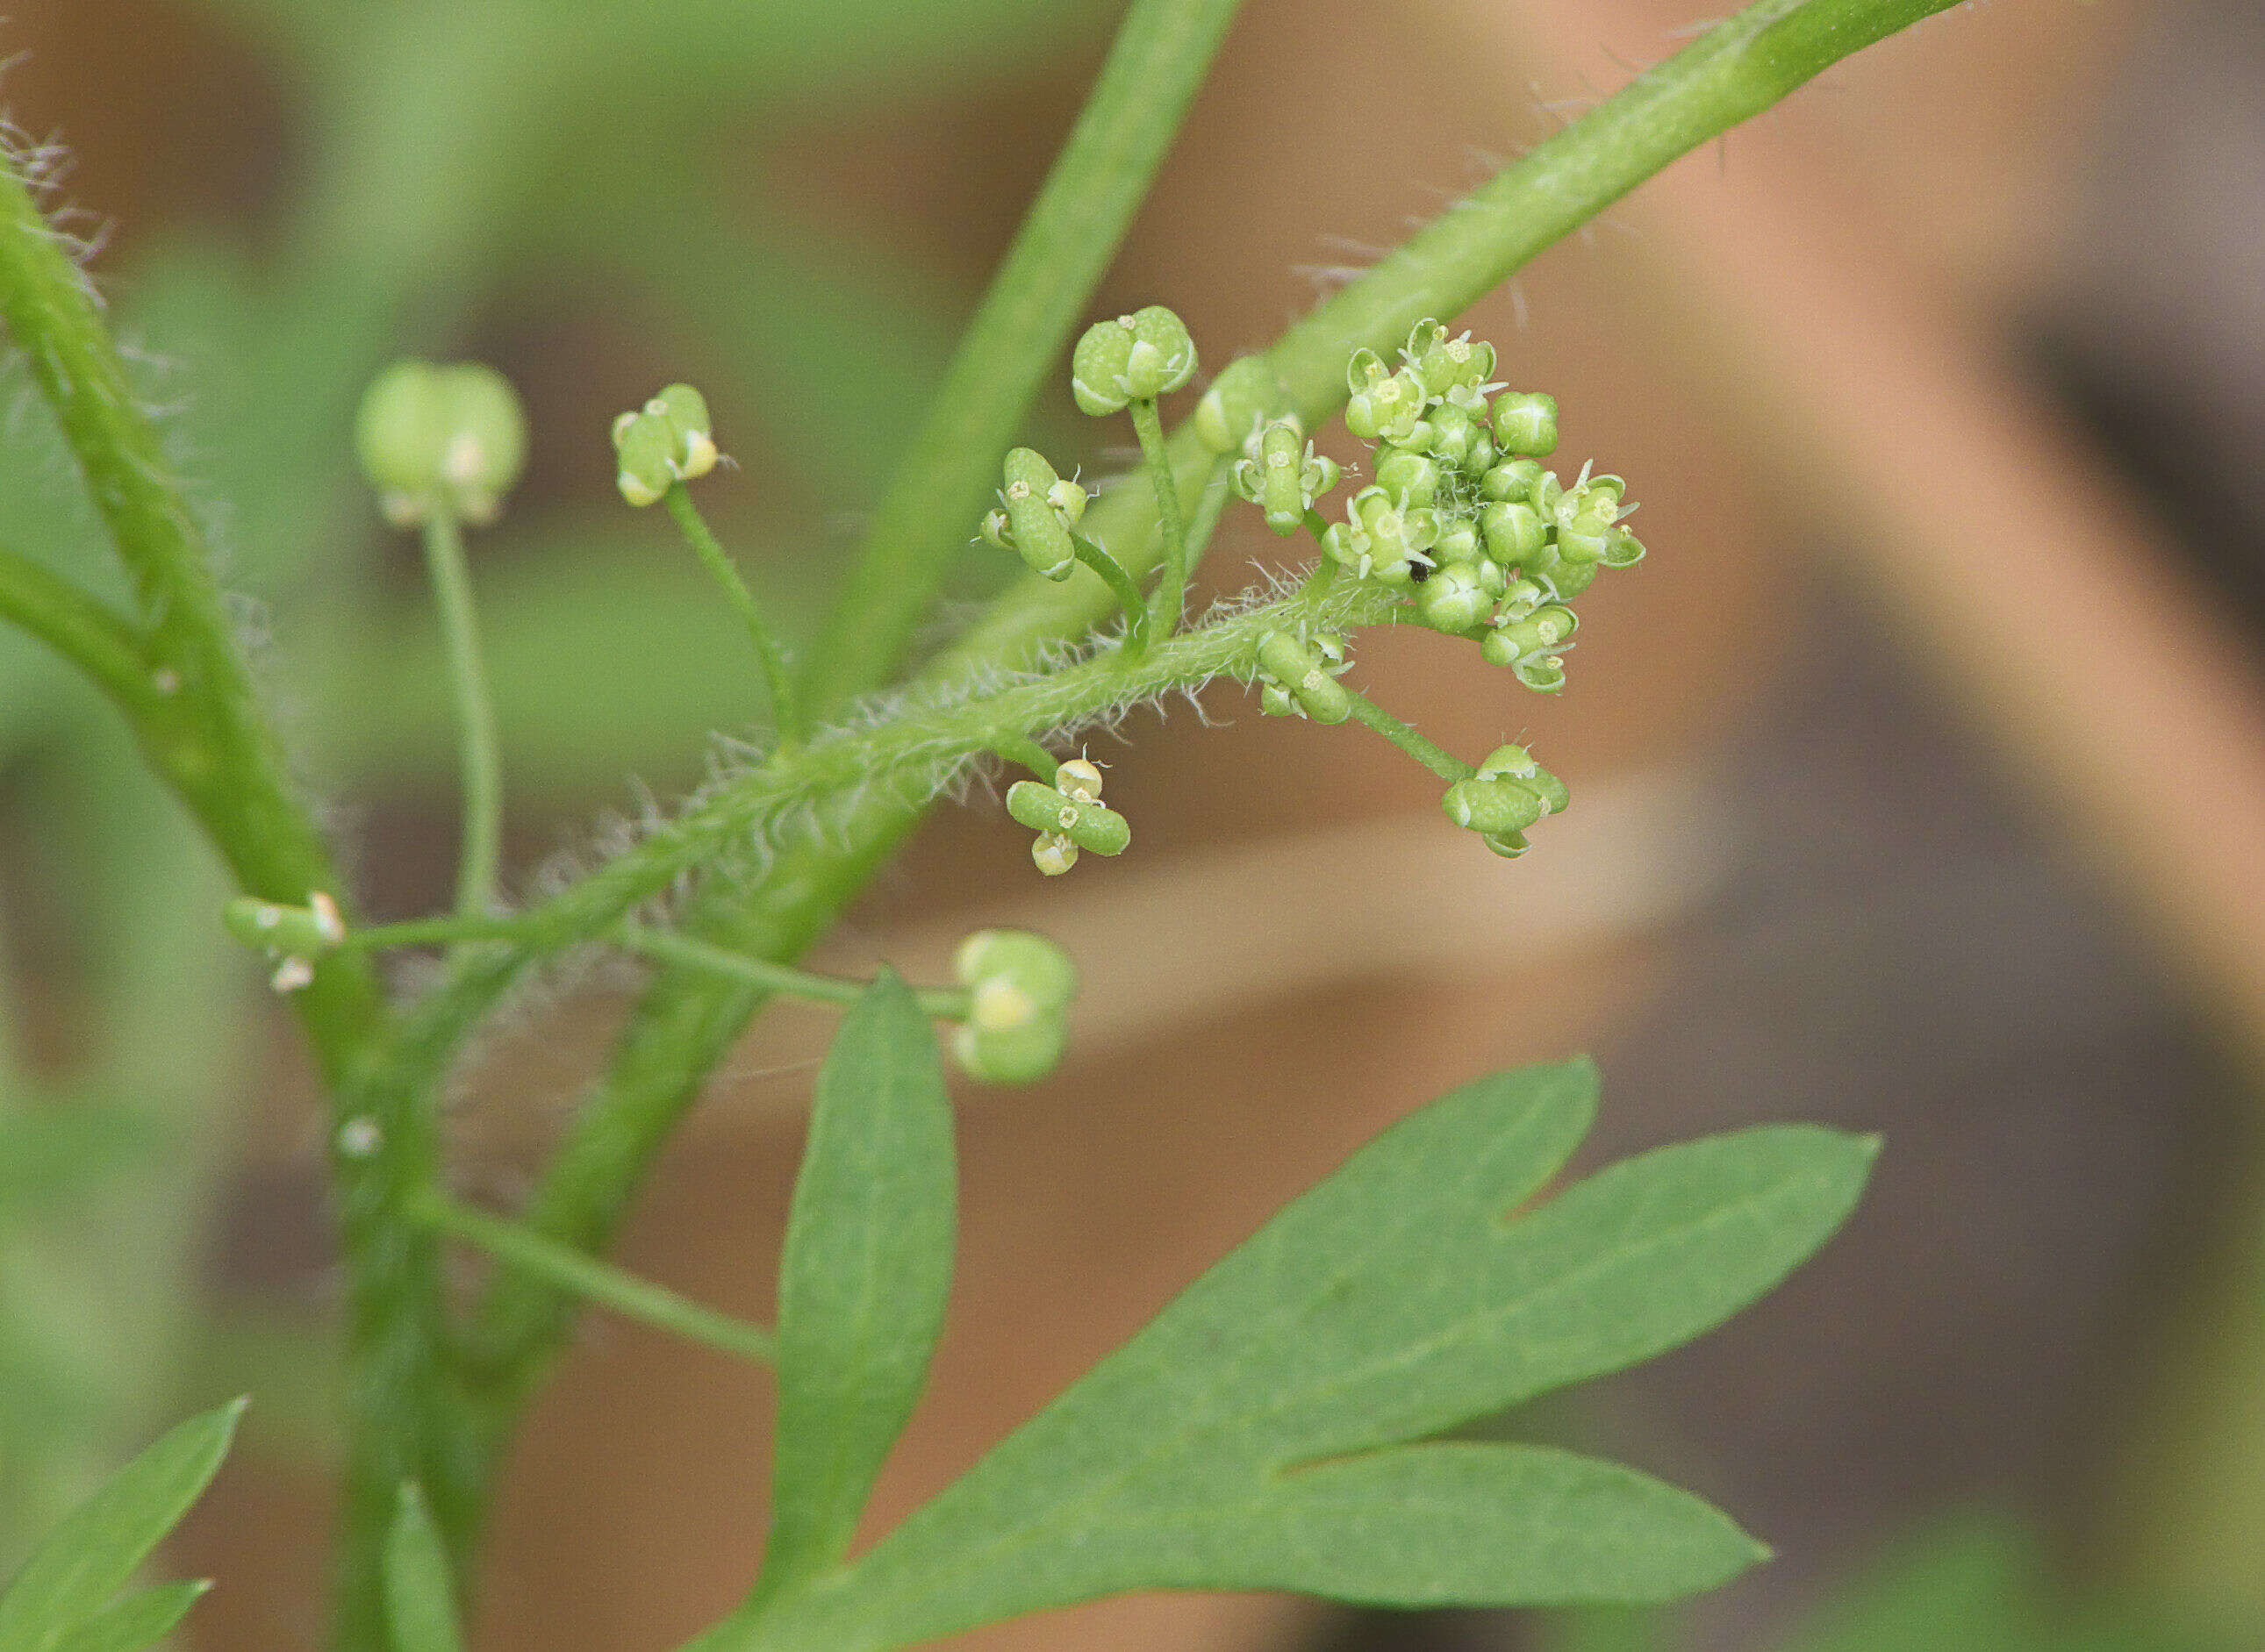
[383,1484,464,1652]
[756,970,956,1601]
[47,1581,208,1652]
[719,1062,1874,1649]
[0,1398,243,1652]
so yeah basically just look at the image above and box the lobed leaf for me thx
[0,1398,241,1652]
[754,971,957,1601]
[718,1061,1873,1650]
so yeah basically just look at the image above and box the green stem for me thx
[0,546,161,719]
[1070,535,1150,654]
[664,485,804,747]
[988,734,1061,783]
[0,154,440,1651]
[1340,688,1475,783]
[448,0,1967,1539]
[1129,398,1188,639]
[615,926,972,1019]
[419,511,502,921]
[797,0,1247,716]
[414,1193,776,1367]
[345,915,528,951]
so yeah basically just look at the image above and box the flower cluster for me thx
[1232,319,1645,695]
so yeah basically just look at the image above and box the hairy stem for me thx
[420,511,503,922]
[665,484,804,747]
[798,0,1247,715]
[617,926,972,1019]
[0,154,448,1652]
[414,1193,778,1366]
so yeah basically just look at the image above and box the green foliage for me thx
[383,1484,465,1652]
[755,974,957,1602]
[0,1398,239,1652]
[720,1061,1873,1650]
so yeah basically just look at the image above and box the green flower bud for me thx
[1442,776,1545,836]
[992,447,1082,580]
[1480,457,1545,504]
[1007,779,1130,856]
[1072,305,1198,415]
[356,361,528,526]
[1253,629,1352,723]
[1498,576,1550,619]
[1193,356,1287,454]
[1433,517,1484,567]
[1480,498,1548,562]
[1417,400,1482,469]
[1414,562,1493,633]
[1492,390,1559,456]
[1032,835,1079,876]
[1374,447,1442,509]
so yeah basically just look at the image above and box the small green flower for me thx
[611,382,722,506]
[355,361,527,526]
[1253,629,1352,723]
[1324,485,1440,584]
[951,929,1079,1085]
[1231,418,1340,534]
[1072,305,1199,415]
[982,447,1088,580]
[1007,777,1131,862]
[222,891,346,994]
[1344,349,1431,444]
[1405,320,1497,404]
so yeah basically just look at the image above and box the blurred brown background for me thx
[5,0,2265,1649]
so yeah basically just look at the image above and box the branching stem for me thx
[1340,689,1475,783]
[1071,535,1150,655]
[616,926,972,1019]
[413,1192,778,1367]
